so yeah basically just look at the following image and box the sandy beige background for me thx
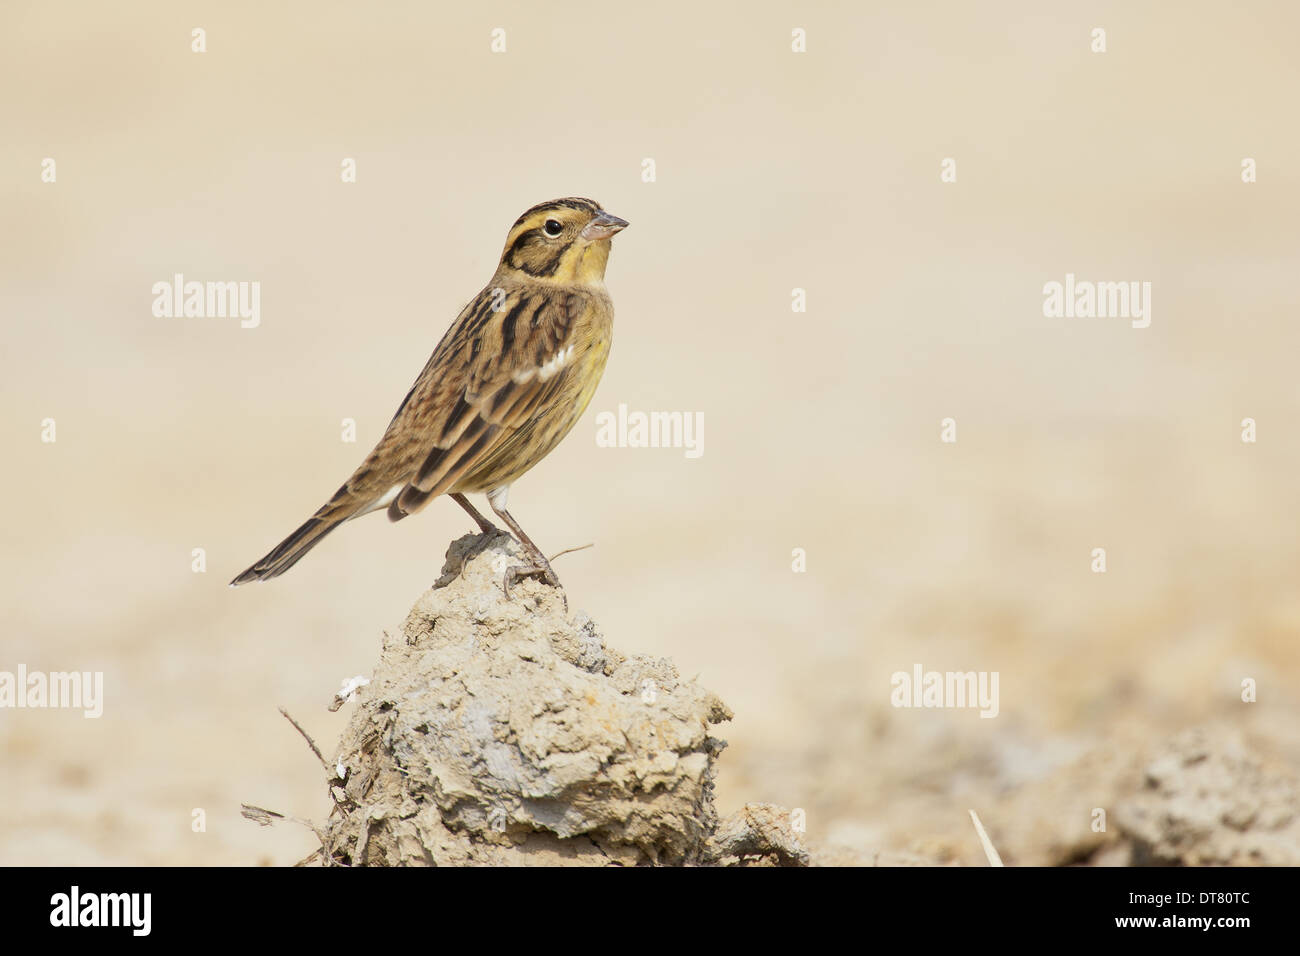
[2,1,1298,865]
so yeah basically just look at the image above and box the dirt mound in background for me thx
[1116,727,1300,866]
[315,533,806,866]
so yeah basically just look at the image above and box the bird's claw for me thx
[502,562,565,609]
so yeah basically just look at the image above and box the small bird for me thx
[231,197,628,595]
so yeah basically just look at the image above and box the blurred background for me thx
[2,1,1298,865]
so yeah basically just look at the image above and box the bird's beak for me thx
[581,211,629,241]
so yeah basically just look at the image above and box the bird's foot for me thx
[502,559,565,609]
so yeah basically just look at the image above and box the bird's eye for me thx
[543,219,563,237]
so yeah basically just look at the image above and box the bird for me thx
[230,197,628,596]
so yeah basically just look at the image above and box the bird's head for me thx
[497,197,628,285]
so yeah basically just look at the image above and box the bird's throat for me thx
[560,239,610,285]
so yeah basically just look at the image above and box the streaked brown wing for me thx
[386,285,586,517]
[309,289,492,516]
[228,284,579,583]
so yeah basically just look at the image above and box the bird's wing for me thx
[384,285,587,516]
[228,285,587,584]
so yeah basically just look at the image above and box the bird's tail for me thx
[229,486,374,586]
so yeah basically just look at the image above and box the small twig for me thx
[240,804,286,827]
[241,803,329,855]
[968,809,1004,867]
[241,803,320,835]
[548,542,594,562]
[293,847,323,868]
[279,707,330,771]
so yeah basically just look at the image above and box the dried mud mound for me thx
[975,724,1300,867]
[1115,727,1300,866]
[319,533,806,866]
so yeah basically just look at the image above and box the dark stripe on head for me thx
[513,197,601,227]
[507,235,565,276]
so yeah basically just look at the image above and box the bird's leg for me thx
[451,493,502,536]
[486,490,562,600]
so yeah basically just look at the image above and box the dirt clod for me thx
[1116,727,1300,866]
[319,533,800,866]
